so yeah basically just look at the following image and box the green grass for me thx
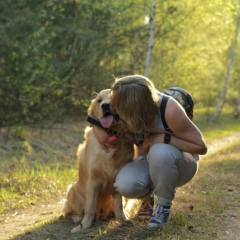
[0,122,82,217]
[194,109,240,140]
[0,111,239,215]
[0,111,239,239]
[0,165,77,214]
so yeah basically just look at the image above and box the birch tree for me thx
[234,91,240,118]
[144,1,157,77]
[209,0,240,121]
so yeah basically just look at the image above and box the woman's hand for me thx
[92,126,120,152]
[142,133,164,152]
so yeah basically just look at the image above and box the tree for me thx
[0,0,239,128]
[144,1,156,77]
[209,0,240,121]
[0,0,145,127]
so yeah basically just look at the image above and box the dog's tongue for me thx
[100,115,114,128]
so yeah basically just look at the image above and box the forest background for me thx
[1,1,240,239]
[1,0,240,128]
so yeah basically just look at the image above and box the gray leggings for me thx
[114,143,198,206]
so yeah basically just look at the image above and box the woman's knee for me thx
[147,143,182,167]
[114,158,152,199]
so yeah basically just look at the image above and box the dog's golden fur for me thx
[63,89,135,232]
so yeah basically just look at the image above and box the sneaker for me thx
[147,204,170,229]
[136,195,154,219]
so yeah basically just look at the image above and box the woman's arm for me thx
[92,126,120,152]
[143,98,207,155]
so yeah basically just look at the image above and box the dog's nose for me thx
[101,103,110,111]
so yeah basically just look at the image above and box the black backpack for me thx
[161,87,194,132]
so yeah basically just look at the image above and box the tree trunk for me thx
[234,89,240,118]
[209,0,240,121]
[144,1,156,77]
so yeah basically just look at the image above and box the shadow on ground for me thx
[10,216,153,240]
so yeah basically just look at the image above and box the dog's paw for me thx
[115,210,127,221]
[125,219,133,224]
[71,219,92,233]
[122,219,134,226]
[117,217,126,223]
[71,225,81,233]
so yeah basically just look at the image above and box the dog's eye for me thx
[97,99,102,103]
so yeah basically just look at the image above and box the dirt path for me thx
[199,132,240,240]
[0,132,240,240]
[0,201,64,240]
[202,132,240,158]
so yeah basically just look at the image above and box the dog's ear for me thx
[88,99,95,117]
[88,92,99,117]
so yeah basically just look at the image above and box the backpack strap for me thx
[160,95,172,133]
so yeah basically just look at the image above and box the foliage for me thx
[0,0,239,127]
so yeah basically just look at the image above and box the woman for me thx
[93,74,207,229]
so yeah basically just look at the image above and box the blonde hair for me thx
[111,75,160,133]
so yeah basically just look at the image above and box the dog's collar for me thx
[87,115,121,137]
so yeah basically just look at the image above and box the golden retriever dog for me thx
[63,89,135,232]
